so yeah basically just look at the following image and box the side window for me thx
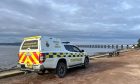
[64,45,80,52]
[64,45,74,52]
[73,46,80,52]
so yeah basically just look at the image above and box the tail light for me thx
[39,53,46,63]
[18,53,20,61]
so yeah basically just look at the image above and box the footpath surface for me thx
[0,69,24,79]
[0,49,140,84]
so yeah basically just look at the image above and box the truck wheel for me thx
[37,69,46,75]
[56,62,67,78]
[83,57,89,68]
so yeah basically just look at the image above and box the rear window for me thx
[21,40,38,50]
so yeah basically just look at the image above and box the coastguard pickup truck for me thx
[17,36,89,78]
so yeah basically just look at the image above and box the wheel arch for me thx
[57,58,67,67]
[85,55,89,60]
[86,55,89,59]
[84,55,89,63]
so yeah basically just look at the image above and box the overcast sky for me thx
[0,0,139,44]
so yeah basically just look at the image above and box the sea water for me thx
[0,46,19,70]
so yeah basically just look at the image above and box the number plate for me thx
[26,64,33,68]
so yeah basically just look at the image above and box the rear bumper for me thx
[17,64,45,72]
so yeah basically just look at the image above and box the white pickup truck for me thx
[17,36,89,78]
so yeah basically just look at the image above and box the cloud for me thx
[121,1,133,10]
[0,0,139,43]
[46,0,80,15]
[21,0,40,4]
[0,8,35,20]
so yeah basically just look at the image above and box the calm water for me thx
[0,46,19,70]
[0,45,116,70]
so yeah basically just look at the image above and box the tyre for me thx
[37,69,46,75]
[83,57,89,68]
[56,62,67,78]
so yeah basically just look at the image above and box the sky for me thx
[0,0,139,44]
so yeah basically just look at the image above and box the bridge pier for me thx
[116,45,118,49]
[104,45,106,48]
[121,45,123,49]
[112,45,114,49]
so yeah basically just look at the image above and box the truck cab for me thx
[18,36,89,78]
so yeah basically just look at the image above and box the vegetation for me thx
[137,39,140,48]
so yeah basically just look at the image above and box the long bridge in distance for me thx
[76,44,137,49]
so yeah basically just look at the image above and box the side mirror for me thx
[81,50,84,52]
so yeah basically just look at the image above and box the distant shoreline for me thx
[0,43,21,46]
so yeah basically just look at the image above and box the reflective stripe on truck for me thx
[18,52,40,65]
